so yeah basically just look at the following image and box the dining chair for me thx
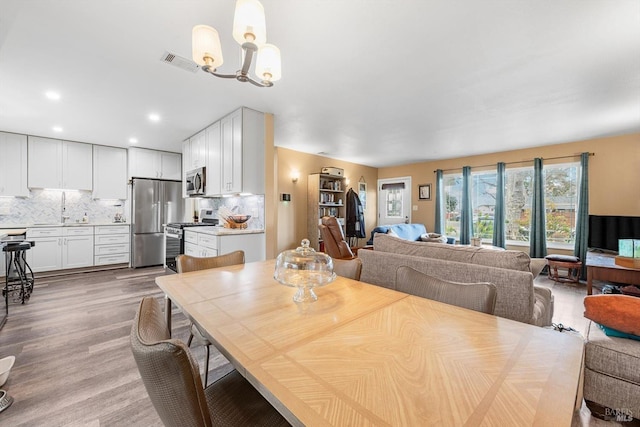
[318,216,355,259]
[395,266,497,314]
[130,297,289,427]
[333,257,362,281]
[175,250,245,386]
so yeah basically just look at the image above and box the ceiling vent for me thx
[160,51,199,73]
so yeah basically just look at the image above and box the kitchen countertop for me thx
[184,226,264,236]
[0,223,130,229]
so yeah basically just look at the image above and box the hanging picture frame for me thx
[418,184,431,201]
[358,181,367,210]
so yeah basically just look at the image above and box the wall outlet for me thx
[412,205,418,211]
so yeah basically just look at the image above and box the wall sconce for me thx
[291,171,300,183]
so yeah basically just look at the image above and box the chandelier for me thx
[192,0,282,87]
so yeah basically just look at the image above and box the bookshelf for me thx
[307,173,346,251]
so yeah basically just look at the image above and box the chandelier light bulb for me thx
[192,25,224,67]
[255,44,282,82]
[233,0,267,46]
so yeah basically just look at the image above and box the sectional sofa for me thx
[358,234,553,326]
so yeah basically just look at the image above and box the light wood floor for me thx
[0,266,635,426]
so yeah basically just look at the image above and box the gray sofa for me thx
[584,321,640,421]
[358,234,554,326]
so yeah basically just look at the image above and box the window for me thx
[443,162,580,246]
[443,171,497,239]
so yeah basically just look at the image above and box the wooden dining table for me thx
[156,259,584,426]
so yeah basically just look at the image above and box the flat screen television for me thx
[588,215,640,253]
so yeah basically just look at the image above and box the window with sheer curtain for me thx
[443,162,579,247]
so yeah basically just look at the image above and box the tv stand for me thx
[586,252,640,295]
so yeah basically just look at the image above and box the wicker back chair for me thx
[130,297,288,427]
[175,250,245,386]
[396,266,497,315]
[176,250,245,273]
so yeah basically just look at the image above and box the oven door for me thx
[165,230,182,272]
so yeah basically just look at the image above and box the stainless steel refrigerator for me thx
[131,178,184,268]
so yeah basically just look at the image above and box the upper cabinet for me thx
[28,136,92,190]
[183,107,265,197]
[220,109,243,194]
[0,131,28,197]
[129,147,181,180]
[93,145,127,199]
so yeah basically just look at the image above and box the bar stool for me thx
[3,241,35,304]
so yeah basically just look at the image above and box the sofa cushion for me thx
[373,234,532,272]
[584,295,640,336]
[585,320,640,386]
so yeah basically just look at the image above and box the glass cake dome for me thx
[274,239,336,302]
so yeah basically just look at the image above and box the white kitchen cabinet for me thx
[93,145,127,199]
[182,129,208,197]
[0,131,28,197]
[129,147,181,180]
[188,130,206,169]
[62,227,94,269]
[161,152,182,180]
[26,227,63,272]
[189,107,264,197]
[204,121,222,196]
[26,226,94,272]
[183,229,265,262]
[28,136,93,190]
[181,139,191,197]
[220,109,243,194]
[94,225,130,265]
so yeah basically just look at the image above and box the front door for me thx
[377,177,412,226]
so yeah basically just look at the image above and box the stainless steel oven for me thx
[164,214,219,272]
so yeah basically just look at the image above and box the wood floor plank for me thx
[0,266,231,426]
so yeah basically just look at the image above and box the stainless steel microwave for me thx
[186,167,206,196]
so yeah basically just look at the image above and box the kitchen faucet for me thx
[61,191,70,224]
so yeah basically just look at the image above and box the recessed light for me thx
[148,113,160,122]
[45,91,61,101]
[52,126,63,132]
[129,137,138,144]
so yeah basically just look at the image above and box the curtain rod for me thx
[433,152,595,174]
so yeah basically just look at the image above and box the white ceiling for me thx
[1,0,639,168]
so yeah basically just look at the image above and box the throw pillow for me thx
[584,295,640,336]
[598,323,640,341]
[420,233,448,244]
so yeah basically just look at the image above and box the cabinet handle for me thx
[58,238,62,246]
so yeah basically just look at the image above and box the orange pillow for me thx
[584,295,640,336]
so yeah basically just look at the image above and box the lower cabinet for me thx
[183,230,266,263]
[94,225,130,266]
[24,224,130,273]
[26,227,94,272]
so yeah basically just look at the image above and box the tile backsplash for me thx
[197,195,265,230]
[0,190,265,230]
[0,190,128,226]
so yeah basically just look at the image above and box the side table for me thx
[586,252,640,295]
